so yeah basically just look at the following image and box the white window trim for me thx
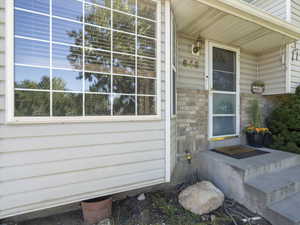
[6,0,162,124]
[206,41,240,139]
[170,8,177,118]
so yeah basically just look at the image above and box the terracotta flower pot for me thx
[81,197,112,225]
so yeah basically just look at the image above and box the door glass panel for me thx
[213,94,235,114]
[212,46,237,137]
[213,47,235,72]
[213,116,236,136]
[213,71,235,92]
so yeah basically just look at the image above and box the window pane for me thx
[138,96,156,115]
[113,54,135,75]
[113,76,135,94]
[85,4,111,28]
[213,71,236,92]
[137,0,156,20]
[53,44,83,69]
[85,49,111,73]
[86,0,111,8]
[113,31,135,54]
[15,90,50,116]
[213,47,235,72]
[137,18,155,38]
[85,25,111,50]
[113,95,135,115]
[15,38,50,67]
[85,94,111,116]
[213,116,236,136]
[52,69,83,91]
[15,10,49,41]
[15,0,49,14]
[113,0,136,14]
[137,37,156,57]
[15,66,50,89]
[53,92,83,116]
[53,0,83,21]
[85,73,111,93]
[52,18,83,45]
[113,12,135,33]
[213,94,235,114]
[137,78,155,95]
[137,57,156,78]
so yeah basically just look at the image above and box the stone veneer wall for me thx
[176,88,209,154]
[172,90,280,183]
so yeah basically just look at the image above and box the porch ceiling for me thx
[173,0,300,55]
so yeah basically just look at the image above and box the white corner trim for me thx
[5,0,14,124]
[204,40,209,91]
[165,0,172,182]
[286,44,292,93]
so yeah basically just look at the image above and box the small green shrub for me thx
[267,86,300,153]
[248,98,262,128]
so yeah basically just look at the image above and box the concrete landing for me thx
[197,147,300,225]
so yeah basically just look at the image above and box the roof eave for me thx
[195,0,300,41]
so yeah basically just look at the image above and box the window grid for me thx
[13,0,159,117]
[49,0,53,116]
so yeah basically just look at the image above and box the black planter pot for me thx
[246,132,265,148]
[263,133,273,147]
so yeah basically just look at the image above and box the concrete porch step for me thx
[200,148,300,180]
[245,165,300,205]
[265,192,300,225]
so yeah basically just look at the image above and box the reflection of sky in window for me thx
[15,66,50,89]
[53,0,83,21]
[15,0,49,14]
[15,10,49,41]
[52,18,83,45]
[15,38,50,67]
[52,69,83,91]
[52,44,82,69]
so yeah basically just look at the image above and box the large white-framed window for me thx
[6,0,161,123]
[170,9,176,117]
[207,41,240,138]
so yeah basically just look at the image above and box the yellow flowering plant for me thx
[244,124,271,134]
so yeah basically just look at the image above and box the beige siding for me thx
[250,0,287,20]
[177,36,257,93]
[177,36,205,90]
[240,52,258,93]
[258,49,286,95]
[290,1,300,92]
[0,1,167,219]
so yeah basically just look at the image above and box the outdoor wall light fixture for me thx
[192,36,204,55]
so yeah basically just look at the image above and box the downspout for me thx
[165,0,172,182]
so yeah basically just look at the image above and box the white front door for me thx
[208,42,240,139]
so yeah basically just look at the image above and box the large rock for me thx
[178,181,224,215]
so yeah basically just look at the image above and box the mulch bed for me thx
[5,189,272,225]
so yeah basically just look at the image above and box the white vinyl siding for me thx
[258,49,286,95]
[0,0,166,219]
[250,0,287,20]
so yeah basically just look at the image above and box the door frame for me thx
[206,41,240,139]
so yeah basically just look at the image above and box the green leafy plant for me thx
[251,80,265,87]
[266,86,300,153]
